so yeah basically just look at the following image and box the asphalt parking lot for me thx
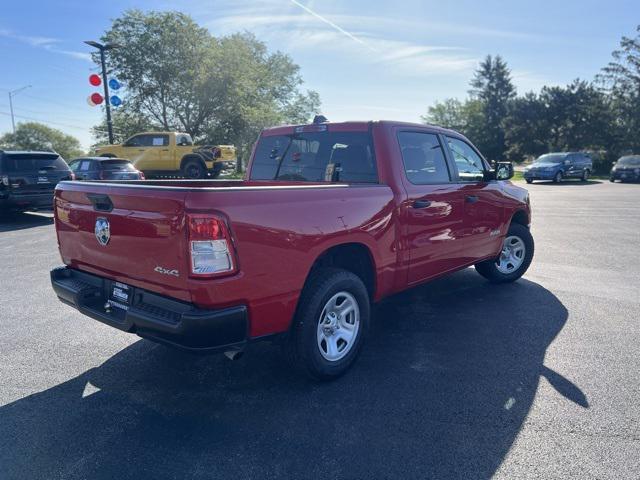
[1,180,639,479]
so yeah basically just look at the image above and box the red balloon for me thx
[89,74,102,86]
[90,92,104,105]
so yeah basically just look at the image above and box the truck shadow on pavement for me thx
[0,269,586,479]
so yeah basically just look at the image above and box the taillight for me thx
[70,172,76,181]
[187,214,237,277]
[1,175,8,186]
[139,171,145,180]
[99,170,106,180]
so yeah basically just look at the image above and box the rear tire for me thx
[182,158,206,179]
[284,268,369,380]
[475,223,534,283]
[525,179,533,184]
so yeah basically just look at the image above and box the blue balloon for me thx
[110,95,122,107]
[108,78,121,90]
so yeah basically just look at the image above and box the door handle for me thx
[138,149,145,151]
[465,195,479,204]
[161,149,169,151]
[412,200,432,209]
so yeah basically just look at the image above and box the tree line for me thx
[2,13,638,174]
[423,25,640,173]
[91,10,320,166]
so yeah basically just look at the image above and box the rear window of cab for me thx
[250,131,378,183]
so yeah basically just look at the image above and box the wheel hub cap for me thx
[496,235,526,274]
[317,291,360,362]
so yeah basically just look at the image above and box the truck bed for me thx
[54,179,397,337]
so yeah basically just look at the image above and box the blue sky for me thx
[0,0,638,150]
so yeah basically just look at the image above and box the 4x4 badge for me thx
[95,217,110,246]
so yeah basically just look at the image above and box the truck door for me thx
[396,130,468,285]
[121,134,149,170]
[444,135,504,262]
[149,134,172,171]
[565,153,580,178]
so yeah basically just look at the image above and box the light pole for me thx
[84,40,119,144]
[8,85,32,133]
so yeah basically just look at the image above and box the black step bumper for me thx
[0,191,54,210]
[50,266,248,352]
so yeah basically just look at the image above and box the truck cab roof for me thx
[261,120,462,138]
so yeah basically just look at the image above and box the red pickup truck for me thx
[50,120,533,379]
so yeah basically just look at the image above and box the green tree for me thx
[539,80,612,152]
[91,106,158,146]
[0,122,83,160]
[421,98,467,132]
[469,55,516,161]
[503,92,548,162]
[98,10,320,163]
[597,24,640,154]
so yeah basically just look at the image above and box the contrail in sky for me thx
[289,0,379,52]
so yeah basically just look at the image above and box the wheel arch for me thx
[304,242,377,300]
[180,153,207,171]
[510,209,530,228]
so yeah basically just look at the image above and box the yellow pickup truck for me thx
[94,132,236,178]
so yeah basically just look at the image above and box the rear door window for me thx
[151,135,169,146]
[398,132,450,184]
[250,131,377,183]
[1,153,68,172]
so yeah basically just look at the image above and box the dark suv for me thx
[0,151,74,213]
[68,157,144,181]
[610,155,640,183]
[524,152,593,183]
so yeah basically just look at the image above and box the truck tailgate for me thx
[54,182,192,302]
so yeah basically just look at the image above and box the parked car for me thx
[94,132,236,179]
[524,152,592,183]
[0,150,73,213]
[68,157,145,181]
[50,120,533,379]
[610,155,640,183]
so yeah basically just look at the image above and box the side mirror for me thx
[495,162,514,180]
[564,159,570,166]
[212,147,222,159]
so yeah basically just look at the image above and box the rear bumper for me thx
[0,191,53,210]
[611,171,640,181]
[523,170,556,180]
[50,266,248,352]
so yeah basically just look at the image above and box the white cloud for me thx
[204,3,479,77]
[0,28,92,62]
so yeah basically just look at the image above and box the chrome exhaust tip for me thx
[224,349,244,361]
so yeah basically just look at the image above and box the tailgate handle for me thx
[87,193,113,212]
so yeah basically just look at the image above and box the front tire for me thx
[475,223,534,283]
[581,169,590,182]
[525,178,533,184]
[285,268,369,380]
[553,171,563,183]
